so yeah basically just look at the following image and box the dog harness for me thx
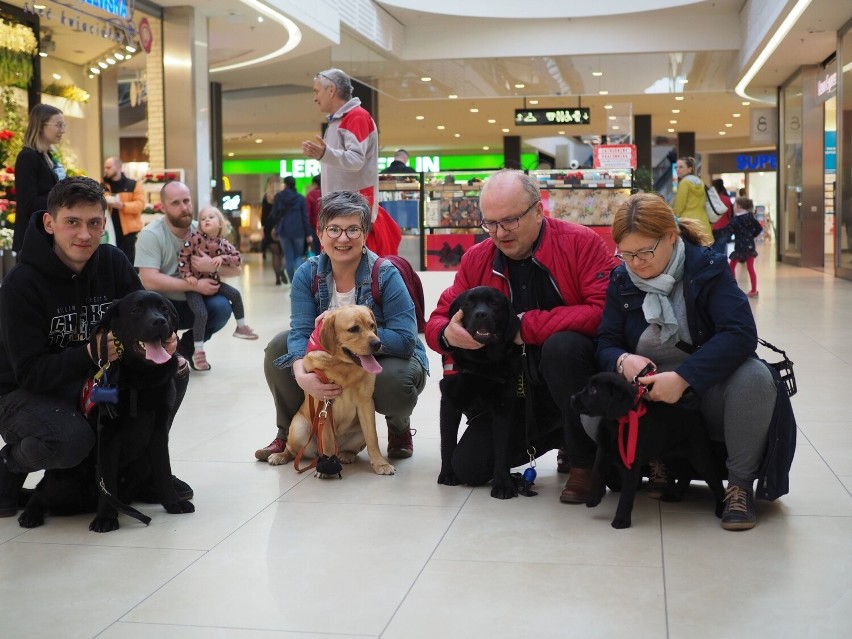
[617,364,656,469]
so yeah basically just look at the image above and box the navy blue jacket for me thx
[272,188,310,241]
[596,241,756,395]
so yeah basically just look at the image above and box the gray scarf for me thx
[626,237,686,346]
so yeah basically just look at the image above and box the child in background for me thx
[728,196,763,298]
[178,206,258,371]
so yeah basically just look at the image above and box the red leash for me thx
[616,366,655,469]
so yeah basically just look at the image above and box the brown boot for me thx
[560,467,592,504]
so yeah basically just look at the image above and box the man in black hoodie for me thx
[0,177,190,517]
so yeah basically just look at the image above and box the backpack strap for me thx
[370,256,386,307]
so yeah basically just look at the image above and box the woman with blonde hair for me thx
[672,156,712,237]
[12,104,67,252]
[596,193,777,530]
[260,175,285,284]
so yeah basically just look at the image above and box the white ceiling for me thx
[11,0,851,160]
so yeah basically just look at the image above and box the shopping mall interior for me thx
[0,1,851,638]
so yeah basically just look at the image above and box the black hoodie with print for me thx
[0,211,142,405]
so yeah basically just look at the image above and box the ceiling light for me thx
[592,71,603,77]
[106,57,116,65]
[612,125,620,130]
[257,16,264,23]
[415,115,425,120]
[604,104,613,110]
[599,90,608,95]
[33,3,46,8]
[470,108,479,113]
[667,128,675,133]
[38,51,47,57]
[742,101,750,106]
[448,94,458,99]
[125,45,136,53]
[514,83,525,89]
[98,61,108,69]
[114,52,125,60]
[454,133,461,138]
[733,113,741,117]
[529,100,539,105]
[487,119,496,124]
[255,138,263,143]
[437,125,445,130]
[421,76,431,82]
[608,116,616,120]
[227,152,235,157]
[483,146,490,150]
[52,73,61,80]
[725,123,733,127]
[681,79,689,84]
[90,67,100,74]
[558,130,566,135]
[718,131,726,135]
[502,128,510,133]
[670,120,678,124]
[124,54,132,60]
[675,95,684,101]
[671,109,680,114]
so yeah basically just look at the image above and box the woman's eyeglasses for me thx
[480,200,539,233]
[324,225,363,239]
[614,238,661,262]
[46,121,66,130]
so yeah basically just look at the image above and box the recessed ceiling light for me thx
[725,123,733,127]
[599,90,608,95]
[114,52,125,60]
[470,108,479,113]
[612,125,620,130]
[671,109,680,114]
[454,133,461,137]
[88,74,94,79]
[742,101,750,106]
[124,54,132,60]
[514,83,525,89]
[592,71,603,77]
[125,45,136,53]
[667,128,675,133]
[487,119,496,124]
[608,115,616,120]
[98,61,108,69]
[502,128,510,133]
[681,79,689,84]
[529,99,539,105]
[718,131,726,135]
[733,113,741,117]
[106,57,116,64]
[255,138,263,143]
[675,95,685,101]
[448,94,458,99]
[52,73,61,80]
[38,51,47,57]
[437,125,445,130]
[558,130,566,135]
[90,67,100,74]
[227,152,235,157]
[483,146,490,150]
[670,120,678,124]
[257,16,264,23]
[415,115,425,120]
[421,76,431,82]
[604,104,613,110]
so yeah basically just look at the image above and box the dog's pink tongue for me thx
[144,340,171,364]
[358,354,382,375]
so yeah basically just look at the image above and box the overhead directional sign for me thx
[514,108,591,126]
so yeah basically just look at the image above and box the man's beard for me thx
[168,211,194,229]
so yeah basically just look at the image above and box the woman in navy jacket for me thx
[12,104,67,253]
[596,193,776,531]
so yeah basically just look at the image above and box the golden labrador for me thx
[268,306,394,476]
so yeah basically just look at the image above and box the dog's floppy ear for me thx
[318,311,337,355]
[448,290,468,319]
[159,296,179,333]
[598,374,639,419]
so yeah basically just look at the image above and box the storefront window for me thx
[780,72,803,260]
[839,26,852,275]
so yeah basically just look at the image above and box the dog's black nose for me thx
[369,339,382,353]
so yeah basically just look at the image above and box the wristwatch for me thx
[616,352,630,374]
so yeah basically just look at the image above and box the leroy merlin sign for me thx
[280,156,441,178]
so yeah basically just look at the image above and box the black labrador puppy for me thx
[571,372,725,529]
[437,286,522,499]
[18,290,194,532]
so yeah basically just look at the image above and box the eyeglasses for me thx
[614,238,661,262]
[46,121,66,130]
[480,200,539,233]
[324,225,363,239]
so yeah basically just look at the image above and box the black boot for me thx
[0,458,27,518]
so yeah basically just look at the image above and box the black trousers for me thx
[450,331,598,485]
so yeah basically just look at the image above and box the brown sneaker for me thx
[233,325,259,340]
[255,437,286,461]
[560,467,592,503]
[387,428,415,459]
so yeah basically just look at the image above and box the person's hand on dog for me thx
[443,310,484,350]
[87,330,120,363]
[163,332,178,355]
[293,358,341,400]
[620,353,655,382]
[640,371,689,404]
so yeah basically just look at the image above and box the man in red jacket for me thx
[425,170,615,503]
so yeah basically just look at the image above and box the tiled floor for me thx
[2,246,851,639]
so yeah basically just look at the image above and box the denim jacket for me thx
[274,250,429,373]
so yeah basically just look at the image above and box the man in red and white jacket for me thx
[301,68,400,256]
[425,170,616,503]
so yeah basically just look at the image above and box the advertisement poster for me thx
[425,233,485,271]
[593,144,637,169]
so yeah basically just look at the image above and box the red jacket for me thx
[425,217,615,353]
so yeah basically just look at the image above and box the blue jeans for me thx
[279,237,304,281]
[172,293,233,353]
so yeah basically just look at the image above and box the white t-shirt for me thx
[329,286,356,310]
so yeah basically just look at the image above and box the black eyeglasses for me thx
[323,225,363,239]
[480,200,539,233]
[614,238,661,263]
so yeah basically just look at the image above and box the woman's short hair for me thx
[315,68,353,101]
[24,104,62,151]
[612,192,711,247]
[317,191,371,234]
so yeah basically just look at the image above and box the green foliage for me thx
[633,166,653,193]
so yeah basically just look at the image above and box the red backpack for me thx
[311,255,426,333]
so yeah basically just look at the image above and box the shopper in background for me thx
[305,174,322,253]
[260,176,285,285]
[301,68,400,256]
[381,149,417,174]
[272,176,312,284]
[672,156,712,237]
[728,196,763,298]
[710,178,734,258]
[103,156,145,264]
[12,104,66,253]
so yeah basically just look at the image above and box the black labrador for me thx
[18,290,194,532]
[571,372,725,529]
[437,286,522,499]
